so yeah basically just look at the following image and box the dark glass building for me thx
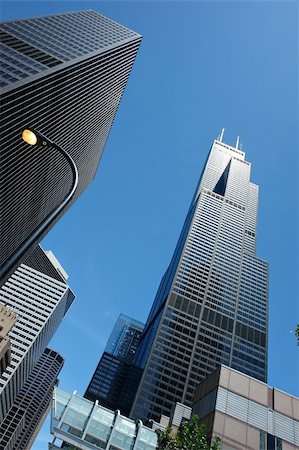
[0,10,142,284]
[85,315,144,415]
[105,314,144,361]
[0,347,64,450]
[130,136,268,422]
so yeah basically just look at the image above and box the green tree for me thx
[157,415,221,450]
[156,425,177,450]
[295,323,299,345]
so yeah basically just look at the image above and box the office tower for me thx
[85,315,144,415]
[49,387,158,450]
[0,246,75,423]
[0,304,17,375]
[0,10,142,284]
[105,314,144,360]
[130,136,268,422]
[192,365,299,449]
[0,347,64,450]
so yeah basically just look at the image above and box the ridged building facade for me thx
[0,10,142,283]
[0,347,64,450]
[129,137,268,422]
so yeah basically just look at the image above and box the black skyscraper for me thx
[0,10,141,284]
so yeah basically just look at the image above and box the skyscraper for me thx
[0,347,64,450]
[105,314,144,361]
[85,314,144,415]
[0,246,75,423]
[0,10,142,284]
[130,136,268,422]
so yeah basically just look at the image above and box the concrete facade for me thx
[0,348,64,450]
[0,304,17,375]
[0,247,74,423]
[192,365,299,449]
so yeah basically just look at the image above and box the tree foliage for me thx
[157,415,221,450]
[295,323,299,345]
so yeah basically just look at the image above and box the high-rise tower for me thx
[0,347,64,450]
[0,10,142,283]
[130,136,268,422]
[85,314,144,415]
[0,246,75,423]
[104,314,144,361]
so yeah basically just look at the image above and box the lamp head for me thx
[22,128,50,146]
[22,129,38,145]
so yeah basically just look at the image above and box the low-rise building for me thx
[193,365,299,450]
[49,387,158,450]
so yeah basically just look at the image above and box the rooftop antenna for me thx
[219,128,225,142]
[236,136,240,149]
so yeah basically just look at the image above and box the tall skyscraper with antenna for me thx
[129,134,268,422]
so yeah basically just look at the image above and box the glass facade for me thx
[50,387,158,450]
[85,315,144,416]
[130,138,268,422]
[105,315,144,361]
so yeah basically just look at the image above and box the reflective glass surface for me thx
[51,388,158,449]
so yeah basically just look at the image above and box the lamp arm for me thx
[0,136,79,283]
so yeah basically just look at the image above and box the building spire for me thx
[219,128,225,142]
[236,136,240,149]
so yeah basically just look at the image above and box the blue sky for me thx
[1,1,298,448]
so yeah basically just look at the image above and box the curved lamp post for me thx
[0,128,79,283]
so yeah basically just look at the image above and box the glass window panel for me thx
[110,430,134,450]
[84,434,106,449]
[115,417,136,437]
[138,427,158,445]
[93,407,114,426]
[55,401,66,419]
[55,388,71,405]
[86,418,111,441]
[276,437,282,450]
[63,408,87,429]
[69,395,93,415]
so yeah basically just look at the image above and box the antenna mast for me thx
[219,128,225,142]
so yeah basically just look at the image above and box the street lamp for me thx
[0,128,79,284]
